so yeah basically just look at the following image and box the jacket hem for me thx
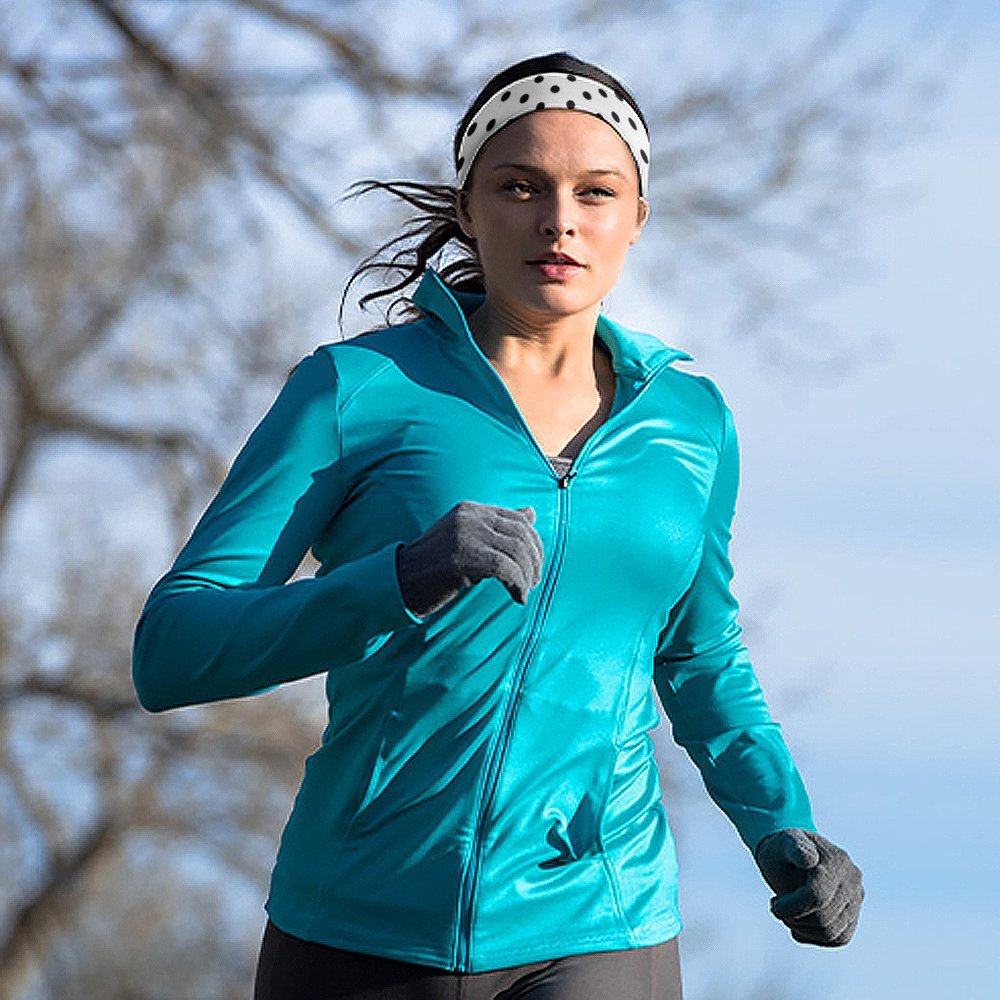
[264,897,682,973]
[472,916,684,971]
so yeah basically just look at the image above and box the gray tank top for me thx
[547,454,574,477]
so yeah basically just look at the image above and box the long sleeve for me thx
[653,382,816,854]
[131,348,424,713]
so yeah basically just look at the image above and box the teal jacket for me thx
[132,267,816,972]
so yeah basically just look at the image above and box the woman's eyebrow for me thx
[491,162,626,179]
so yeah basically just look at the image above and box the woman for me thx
[132,51,863,1000]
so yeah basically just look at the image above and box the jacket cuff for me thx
[390,541,427,625]
[735,801,818,859]
[322,539,426,629]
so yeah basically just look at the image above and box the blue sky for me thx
[641,5,999,997]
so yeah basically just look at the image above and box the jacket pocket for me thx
[338,682,408,846]
[540,788,604,868]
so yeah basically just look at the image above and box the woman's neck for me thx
[467,298,604,385]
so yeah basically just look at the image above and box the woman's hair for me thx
[337,51,648,330]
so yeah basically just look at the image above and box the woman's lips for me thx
[528,260,585,280]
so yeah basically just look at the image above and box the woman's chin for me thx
[511,279,601,318]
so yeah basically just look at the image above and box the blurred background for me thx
[1,1,996,997]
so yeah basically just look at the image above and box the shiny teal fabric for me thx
[132,267,816,973]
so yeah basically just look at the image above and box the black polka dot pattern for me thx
[455,71,650,194]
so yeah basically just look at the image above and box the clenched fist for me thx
[754,828,864,947]
[396,501,544,618]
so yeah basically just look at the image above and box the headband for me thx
[455,71,650,196]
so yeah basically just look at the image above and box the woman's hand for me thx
[396,501,543,618]
[754,828,864,947]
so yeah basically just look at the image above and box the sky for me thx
[641,5,999,997]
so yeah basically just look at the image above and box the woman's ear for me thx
[629,196,650,247]
[455,189,476,240]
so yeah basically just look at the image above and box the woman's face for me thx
[456,109,649,325]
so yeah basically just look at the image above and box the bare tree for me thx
[0,1,957,996]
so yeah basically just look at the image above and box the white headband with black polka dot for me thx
[455,71,650,196]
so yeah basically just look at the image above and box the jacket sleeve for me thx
[653,381,817,854]
[131,347,425,714]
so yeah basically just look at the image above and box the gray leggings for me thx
[253,919,684,1000]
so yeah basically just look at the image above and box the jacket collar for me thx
[411,267,693,382]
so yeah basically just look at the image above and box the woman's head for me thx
[452,54,650,326]
[339,51,650,328]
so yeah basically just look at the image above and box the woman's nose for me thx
[539,193,577,238]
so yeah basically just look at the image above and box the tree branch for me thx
[0,677,139,717]
[86,0,370,256]
[0,814,120,989]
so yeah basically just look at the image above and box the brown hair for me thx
[337,50,647,331]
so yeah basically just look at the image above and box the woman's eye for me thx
[501,181,615,198]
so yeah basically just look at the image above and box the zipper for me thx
[454,471,571,970]
[440,284,682,968]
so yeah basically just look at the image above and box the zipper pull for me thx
[558,468,578,489]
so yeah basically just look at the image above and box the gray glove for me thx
[395,501,543,618]
[754,828,864,947]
